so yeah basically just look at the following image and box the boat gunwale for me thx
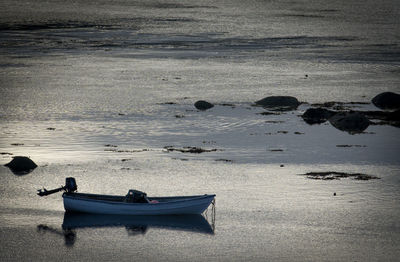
[63,192,215,206]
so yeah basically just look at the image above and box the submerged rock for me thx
[4,156,37,175]
[302,108,336,124]
[372,92,400,110]
[255,96,300,111]
[329,112,370,134]
[194,100,214,111]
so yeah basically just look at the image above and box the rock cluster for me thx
[301,92,400,133]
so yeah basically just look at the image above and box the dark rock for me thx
[302,108,336,124]
[194,100,214,111]
[372,92,400,110]
[329,112,370,134]
[255,96,300,111]
[4,156,37,175]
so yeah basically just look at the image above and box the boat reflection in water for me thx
[37,210,215,247]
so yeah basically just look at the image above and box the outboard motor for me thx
[37,177,78,196]
[65,177,77,193]
[125,189,148,203]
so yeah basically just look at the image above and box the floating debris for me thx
[202,140,216,144]
[172,158,189,161]
[11,143,24,146]
[164,146,219,153]
[269,149,284,152]
[158,102,177,105]
[336,145,367,148]
[299,171,379,180]
[215,159,233,162]
[277,131,288,134]
[219,103,236,108]
[105,148,150,153]
[46,127,56,130]
[257,111,281,116]
[265,120,285,124]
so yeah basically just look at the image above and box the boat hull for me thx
[63,193,215,215]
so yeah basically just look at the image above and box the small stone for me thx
[194,100,214,111]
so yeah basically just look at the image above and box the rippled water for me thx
[1,0,400,261]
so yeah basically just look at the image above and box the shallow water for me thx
[1,0,400,261]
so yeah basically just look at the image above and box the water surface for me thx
[1,0,400,261]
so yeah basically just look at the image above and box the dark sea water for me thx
[1,0,400,261]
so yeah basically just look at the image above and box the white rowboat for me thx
[63,192,216,215]
[38,177,216,215]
